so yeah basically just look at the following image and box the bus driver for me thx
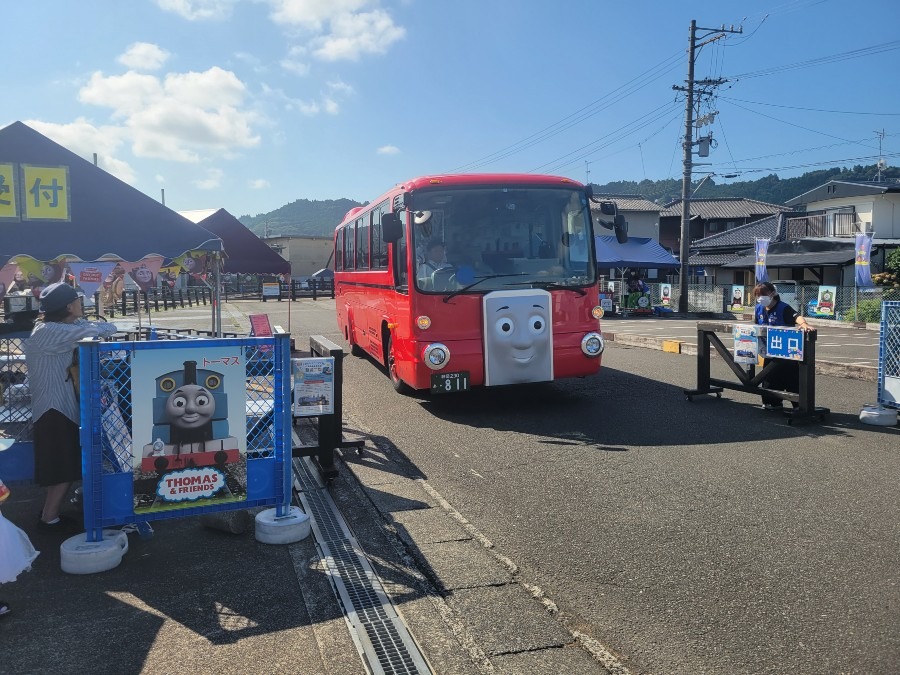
[417,239,449,289]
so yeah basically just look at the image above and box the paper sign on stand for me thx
[292,358,335,417]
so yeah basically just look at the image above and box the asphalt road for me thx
[135,299,900,673]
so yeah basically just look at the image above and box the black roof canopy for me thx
[0,121,222,268]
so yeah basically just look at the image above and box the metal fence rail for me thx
[878,301,900,410]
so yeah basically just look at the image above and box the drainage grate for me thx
[293,457,432,675]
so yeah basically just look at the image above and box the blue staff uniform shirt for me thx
[755,299,799,328]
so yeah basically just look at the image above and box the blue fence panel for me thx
[78,334,292,542]
[878,301,900,411]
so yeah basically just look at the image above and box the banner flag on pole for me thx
[755,239,770,283]
[854,232,874,288]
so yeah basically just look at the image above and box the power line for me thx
[451,51,684,172]
[718,95,900,116]
[721,99,880,150]
[725,39,900,80]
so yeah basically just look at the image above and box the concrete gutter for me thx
[603,330,878,382]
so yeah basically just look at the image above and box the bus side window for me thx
[335,228,343,271]
[357,216,370,269]
[345,222,356,270]
[394,209,408,289]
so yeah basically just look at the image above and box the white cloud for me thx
[194,168,224,189]
[266,1,404,63]
[266,0,372,31]
[24,118,136,184]
[249,178,270,189]
[280,46,310,76]
[311,10,405,61]
[155,174,166,183]
[78,66,260,162]
[118,43,171,71]
[377,145,399,155]
[155,0,238,20]
[327,79,354,96]
[322,97,339,115]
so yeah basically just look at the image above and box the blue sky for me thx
[5,0,899,219]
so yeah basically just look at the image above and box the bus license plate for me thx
[431,371,470,394]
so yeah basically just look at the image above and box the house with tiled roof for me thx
[658,197,791,254]
[590,193,662,240]
[721,180,900,287]
[688,213,788,285]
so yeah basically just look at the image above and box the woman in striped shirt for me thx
[24,282,118,532]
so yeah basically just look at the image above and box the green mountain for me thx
[593,163,899,206]
[239,198,364,238]
[240,164,899,237]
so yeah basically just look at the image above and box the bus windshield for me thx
[410,186,595,294]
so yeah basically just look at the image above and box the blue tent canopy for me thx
[594,236,680,269]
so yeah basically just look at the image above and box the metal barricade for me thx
[684,321,829,424]
[78,333,294,542]
[878,301,900,410]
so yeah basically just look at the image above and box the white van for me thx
[770,280,798,308]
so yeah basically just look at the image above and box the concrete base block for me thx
[254,506,311,544]
[859,404,897,426]
[61,530,129,575]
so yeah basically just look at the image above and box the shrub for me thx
[843,298,882,323]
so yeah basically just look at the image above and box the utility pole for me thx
[875,129,885,182]
[673,19,741,313]
[585,160,591,187]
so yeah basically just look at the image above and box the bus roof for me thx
[338,173,586,227]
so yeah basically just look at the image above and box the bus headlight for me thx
[423,343,450,370]
[592,305,604,319]
[581,332,604,357]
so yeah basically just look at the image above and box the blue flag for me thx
[854,233,873,287]
[755,239,769,283]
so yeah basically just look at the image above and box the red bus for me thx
[334,174,626,394]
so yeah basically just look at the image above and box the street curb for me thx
[603,331,878,382]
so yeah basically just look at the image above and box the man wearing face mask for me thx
[752,281,815,410]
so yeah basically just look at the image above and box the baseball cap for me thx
[39,282,80,313]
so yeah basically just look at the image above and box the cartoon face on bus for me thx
[483,290,553,386]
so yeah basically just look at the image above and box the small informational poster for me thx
[600,297,613,311]
[732,324,760,364]
[292,357,335,417]
[660,283,672,306]
[730,285,745,311]
[262,282,281,298]
[766,326,804,361]
[815,285,837,317]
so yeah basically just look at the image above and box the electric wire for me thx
[725,40,900,80]
[452,50,684,172]
[719,95,900,116]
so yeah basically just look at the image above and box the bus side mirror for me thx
[614,214,628,244]
[381,212,402,242]
[584,185,593,200]
[598,201,616,216]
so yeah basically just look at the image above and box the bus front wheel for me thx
[385,334,412,394]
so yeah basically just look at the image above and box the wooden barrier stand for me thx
[684,322,830,425]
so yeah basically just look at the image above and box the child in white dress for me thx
[0,477,40,616]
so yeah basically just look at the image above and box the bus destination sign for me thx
[431,371,470,394]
